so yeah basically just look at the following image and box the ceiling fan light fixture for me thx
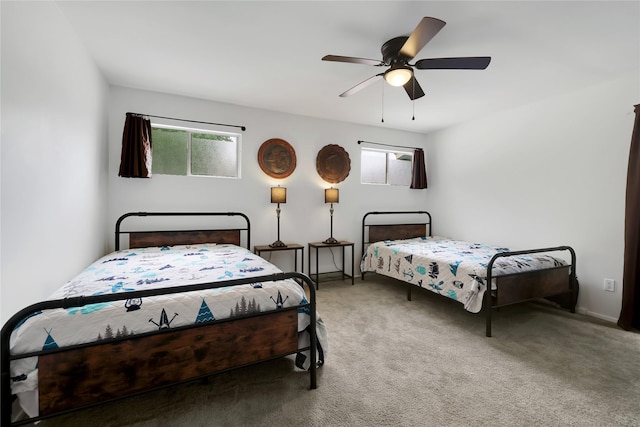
[384,65,413,87]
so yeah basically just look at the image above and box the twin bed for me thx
[360,211,577,337]
[1,212,326,426]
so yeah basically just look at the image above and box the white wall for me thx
[1,1,109,324]
[427,72,638,322]
[108,86,429,275]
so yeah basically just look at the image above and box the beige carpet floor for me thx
[36,275,640,427]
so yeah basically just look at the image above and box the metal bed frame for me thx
[1,212,318,426]
[361,210,577,337]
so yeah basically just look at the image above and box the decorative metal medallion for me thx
[316,144,351,183]
[258,138,297,179]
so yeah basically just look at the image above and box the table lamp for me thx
[270,185,287,247]
[324,187,339,244]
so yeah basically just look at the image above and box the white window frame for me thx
[151,123,242,179]
[360,147,413,186]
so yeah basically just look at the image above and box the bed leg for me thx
[484,290,492,337]
[407,285,412,301]
[570,277,578,314]
[2,323,13,426]
[1,372,10,426]
[307,275,318,390]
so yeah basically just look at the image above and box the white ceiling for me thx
[56,1,640,134]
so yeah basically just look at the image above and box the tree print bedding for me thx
[8,243,327,419]
[360,236,567,313]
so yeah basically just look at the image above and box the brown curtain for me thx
[118,113,152,178]
[618,104,640,330]
[410,148,427,189]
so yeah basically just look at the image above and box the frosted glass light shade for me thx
[384,66,412,87]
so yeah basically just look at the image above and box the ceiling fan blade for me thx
[322,55,384,66]
[339,74,384,97]
[399,17,446,60]
[415,57,492,70]
[403,76,425,100]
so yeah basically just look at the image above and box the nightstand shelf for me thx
[254,243,304,273]
[307,241,354,289]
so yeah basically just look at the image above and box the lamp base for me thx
[323,237,339,245]
[269,240,287,248]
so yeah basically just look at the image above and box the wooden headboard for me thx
[362,211,432,255]
[368,224,427,243]
[115,212,251,250]
[128,229,242,249]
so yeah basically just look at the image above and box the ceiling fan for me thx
[322,17,491,100]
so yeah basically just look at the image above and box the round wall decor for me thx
[258,138,296,179]
[316,144,351,184]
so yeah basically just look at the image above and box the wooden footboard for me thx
[485,246,577,337]
[38,309,298,415]
[494,266,572,307]
[2,272,317,426]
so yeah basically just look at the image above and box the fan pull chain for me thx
[412,78,416,121]
[381,81,385,123]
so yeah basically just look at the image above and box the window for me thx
[151,125,240,178]
[361,147,412,186]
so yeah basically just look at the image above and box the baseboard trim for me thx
[576,306,617,323]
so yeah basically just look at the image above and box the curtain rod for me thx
[128,112,246,131]
[357,140,421,151]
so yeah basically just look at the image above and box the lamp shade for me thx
[325,187,339,204]
[384,65,413,87]
[271,186,286,204]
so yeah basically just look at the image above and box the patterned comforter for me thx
[361,236,566,313]
[9,243,327,418]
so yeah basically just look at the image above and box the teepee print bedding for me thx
[361,236,567,313]
[9,243,326,418]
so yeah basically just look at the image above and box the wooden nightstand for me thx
[254,243,304,273]
[307,241,354,289]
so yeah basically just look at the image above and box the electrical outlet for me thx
[604,278,615,292]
